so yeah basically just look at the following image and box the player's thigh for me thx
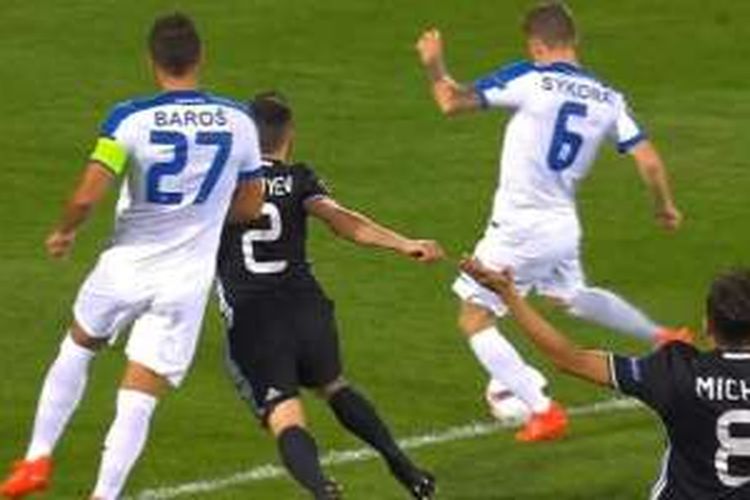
[125,287,211,388]
[295,295,343,390]
[225,297,301,424]
[73,254,147,342]
[453,236,533,325]
[536,253,587,305]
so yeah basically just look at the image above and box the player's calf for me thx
[1,323,103,498]
[268,399,336,499]
[90,362,165,500]
[325,384,436,499]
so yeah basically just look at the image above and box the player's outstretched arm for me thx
[306,197,444,263]
[227,178,265,223]
[630,140,682,231]
[459,258,612,386]
[415,28,482,116]
[46,162,115,259]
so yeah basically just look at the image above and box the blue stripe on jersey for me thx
[474,61,535,107]
[473,60,608,108]
[237,168,265,181]
[617,131,648,154]
[204,93,251,115]
[100,90,250,137]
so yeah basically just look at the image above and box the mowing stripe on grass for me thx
[132,398,642,499]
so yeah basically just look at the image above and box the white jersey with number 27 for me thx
[93,90,262,272]
[474,61,645,225]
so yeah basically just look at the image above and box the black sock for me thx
[277,426,328,496]
[328,386,413,474]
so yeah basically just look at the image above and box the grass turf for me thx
[1,0,748,498]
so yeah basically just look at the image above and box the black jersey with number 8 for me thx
[611,343,750,499]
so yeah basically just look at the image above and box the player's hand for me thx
[45,229,76,259]
[459,257,516,296]
[403,239,445,263]
[656,203,682,232]
[416,28,444,66]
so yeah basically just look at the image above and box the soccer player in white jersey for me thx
[1,13,264,499]
[416,1,687,442]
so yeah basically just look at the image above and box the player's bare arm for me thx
[305,196,444,263]
[630,140,682,231]
[416,28,482,116]
[46,162,115,259]
[227,178,265,223]
[459,258,612,386]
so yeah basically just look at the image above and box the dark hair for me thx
[149,13,202,77]
[707,269,750,345]
[522,2,577,48]
[251,91,293,154]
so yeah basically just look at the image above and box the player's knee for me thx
[317,377,349,400]
[70,322,108,351]
[457,304,494,337]
[120,361,171,398]
[268,398,306,437]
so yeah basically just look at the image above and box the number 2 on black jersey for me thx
[241,202,288,274]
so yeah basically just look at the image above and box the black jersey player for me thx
[217,92,444,499]
[461,258,750,499]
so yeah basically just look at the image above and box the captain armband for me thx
[90,137,128,176]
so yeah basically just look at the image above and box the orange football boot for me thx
[655,327,694,347]
[0,456,52,498]
[515,401,568,443]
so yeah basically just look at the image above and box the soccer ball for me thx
[485,379,532,423]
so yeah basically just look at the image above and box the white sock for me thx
[491,363,547,393]
[568,287,659,340]
[92,389,157,500]
[469,327,551,413]
[26,334,95,460]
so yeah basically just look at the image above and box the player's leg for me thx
[90,362,166,500]
[267,399,340,500]
[539,256,689,345]
[454,262,567,442]
[2,260,136,498]
[454,278,552,415]
[0,323,104,498]
[319,379,435,499]
[295,293,434,498]
[224,295,340,499]
[90,288,208,500]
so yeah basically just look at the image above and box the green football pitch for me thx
[1,0,749,498]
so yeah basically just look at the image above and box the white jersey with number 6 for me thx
[453,61,647,314]
[474,61,645,224]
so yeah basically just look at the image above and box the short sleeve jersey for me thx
[473,61,646,222]
[611,343,750,499]
[92,90,262,272]
[217,160,329,298]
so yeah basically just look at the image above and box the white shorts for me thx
[453,216,586,316]
[73,250,212,387]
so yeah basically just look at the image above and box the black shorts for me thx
[224,289,342,422]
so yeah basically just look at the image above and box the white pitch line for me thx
[132,398,642,500]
